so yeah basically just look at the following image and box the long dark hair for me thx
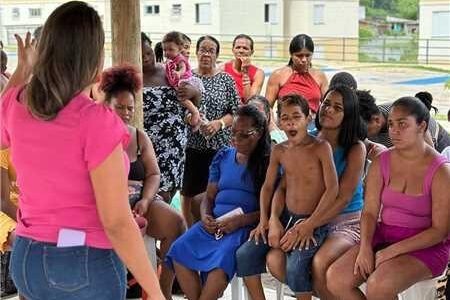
[316,85,366,153]
[25,1,104,120]
[154,42,163,63]
[236,105,271,193]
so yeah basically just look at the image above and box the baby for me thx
[162,31,203,130]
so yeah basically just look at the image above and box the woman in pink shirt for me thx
[327,97,449,299]
[0,2,163,299]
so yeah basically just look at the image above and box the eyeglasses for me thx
[198,48,216,56]
[230,129,257,140]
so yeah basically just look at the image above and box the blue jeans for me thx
[10,236,126,300]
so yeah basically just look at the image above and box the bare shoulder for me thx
[348,141,367,158]
[136,128,152,147]
[310,68,327,82]
[270,66,291,79]
[313,137,332,153]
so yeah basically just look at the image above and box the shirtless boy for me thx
[260,94,338,300]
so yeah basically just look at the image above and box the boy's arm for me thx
[270,174,286,219]
[259,147,281,225]
[248,146,281,243]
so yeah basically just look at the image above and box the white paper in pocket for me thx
[57,228,86,247]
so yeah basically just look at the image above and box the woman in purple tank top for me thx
[327,96,449,299]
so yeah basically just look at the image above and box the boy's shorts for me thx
[281,208,328,294]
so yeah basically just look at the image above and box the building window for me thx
[264,3,277,24]
[432,11,450,38]
[172,4,182,16]
[12,8,20,19]
[145,5,160,15]
[29,8,42,18]
[195,3,211,24]
[313,4,325,24]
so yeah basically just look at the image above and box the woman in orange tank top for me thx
[219,34,265,104]
[265,34,328,114]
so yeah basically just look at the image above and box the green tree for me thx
[395,0,418,19]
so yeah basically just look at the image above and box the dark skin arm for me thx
[133,129,161,217]
[200,182,219,234]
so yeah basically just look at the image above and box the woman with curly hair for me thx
[100,64,186,299]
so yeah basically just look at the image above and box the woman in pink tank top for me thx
[328,97,450,299]
[265,34,328,113]
[220,34,265,103]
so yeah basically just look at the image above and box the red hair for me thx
[100,64,142,102]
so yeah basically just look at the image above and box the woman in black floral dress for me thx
[140,32,201,299]
[181,35,240,226]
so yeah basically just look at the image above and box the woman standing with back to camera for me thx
[0,2,163,299]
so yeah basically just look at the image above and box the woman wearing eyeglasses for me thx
[181,35,240,227]
[167,105,270,300]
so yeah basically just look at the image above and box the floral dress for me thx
[143,86,188,193]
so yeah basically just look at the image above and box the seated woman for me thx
[219,34,265,103]
[328,97,449,300]
[166,105,271,300]
[100,65,186,299]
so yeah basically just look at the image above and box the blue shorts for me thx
[10,236,126,300]
[236,207,328,293]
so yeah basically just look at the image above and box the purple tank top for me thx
[379,150,448,229]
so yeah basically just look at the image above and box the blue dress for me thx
[166,146,259,281]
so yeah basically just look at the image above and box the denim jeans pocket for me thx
[43,245,89,292]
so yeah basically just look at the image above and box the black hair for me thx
[100,64,142,103]
[196,35,220,56]
[248,95,271,123]
[0,50,7,73]
[288,34,314,66]
[316,85,366,153]
[392,96,430,131]
[232,34,254,52]
[415,91,438,114]
[356,89,379,123]
[330,72,358,90]
[141,32,152,46]
[154,42,163,63]
[277,93,310,118]
[236,105,271,193]
[181,33,191,43]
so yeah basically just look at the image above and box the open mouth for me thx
[288,130,298,137]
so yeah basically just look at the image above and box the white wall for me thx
[285,0,359,38]
[418,0,450,63]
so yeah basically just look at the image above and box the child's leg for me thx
[266,248,286,283]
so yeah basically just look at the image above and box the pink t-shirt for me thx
[1,86,129,248]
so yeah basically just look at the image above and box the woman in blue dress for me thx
[166,105,271,299]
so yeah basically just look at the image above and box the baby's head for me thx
[162,31,185,60]
[277,94,310,140]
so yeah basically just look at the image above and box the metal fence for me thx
[3,27,450,65]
